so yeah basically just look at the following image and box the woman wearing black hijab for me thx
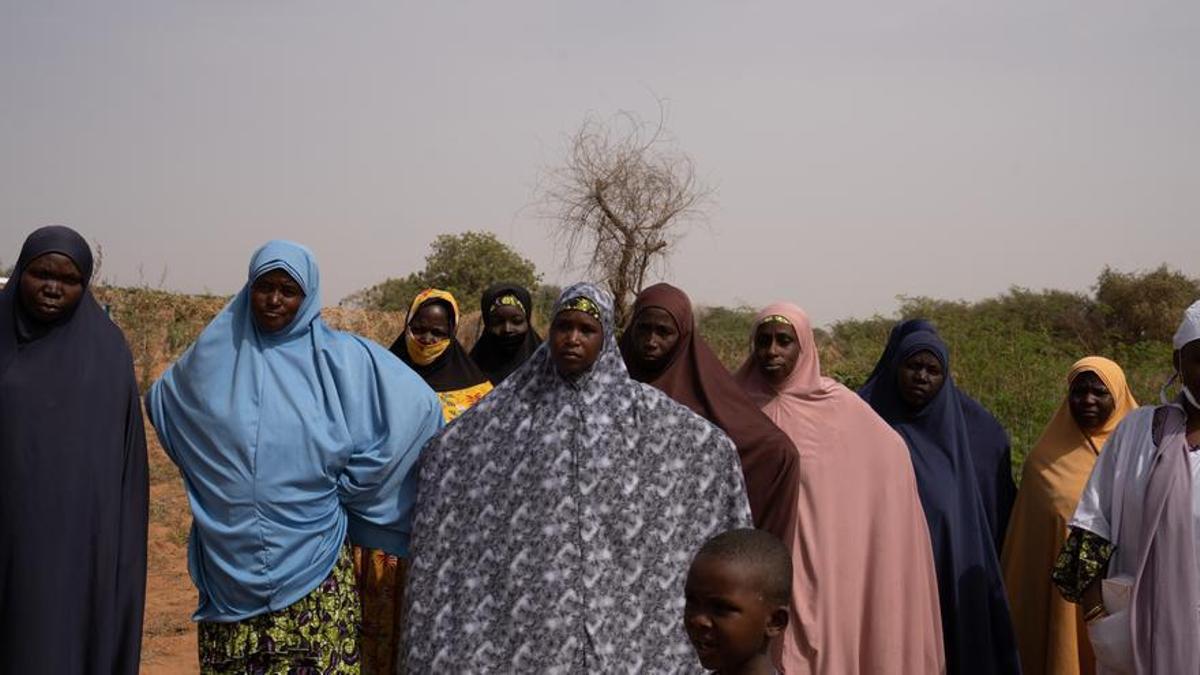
[0,226,149,674]
[389,288,493,422]
[859,321,1018,675]
[470,282,542,385]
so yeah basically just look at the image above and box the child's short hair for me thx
[694,528,792,605]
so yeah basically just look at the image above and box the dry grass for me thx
[92,286,434,391]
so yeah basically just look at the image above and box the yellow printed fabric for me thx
[1001,356,1137,675]
[437,381,494,423]
[352,546,409,675]
[389,287,495,423]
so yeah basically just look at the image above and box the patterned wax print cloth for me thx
[198,544,361,675]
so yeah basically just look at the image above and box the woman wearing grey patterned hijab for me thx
[404,282,753,673]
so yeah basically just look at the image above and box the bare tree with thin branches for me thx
[542,105,711,327]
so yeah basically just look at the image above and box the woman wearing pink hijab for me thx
[735,302,944,675]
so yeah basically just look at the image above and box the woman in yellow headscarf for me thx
[354,289,494,674]
[1001,356,1138,675]
[390,288,493,422]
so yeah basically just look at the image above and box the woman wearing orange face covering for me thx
[390,288,493,423]
[352,289,493,674]
[1002,357,1137,675]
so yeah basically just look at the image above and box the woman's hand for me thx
[1081,580,1107,623]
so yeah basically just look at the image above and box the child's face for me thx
[683,555,782,672]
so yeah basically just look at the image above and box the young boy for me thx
[684,528,792,675]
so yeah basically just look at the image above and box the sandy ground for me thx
[140,422,200,674]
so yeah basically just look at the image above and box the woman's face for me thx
[550,309,604,377]
[752,322,800,385]
[250,269,305,333]
[630,307,681,372]
[898,350,945,409]
[1177,340,1200,410]
[486,304,529,343]
[1068,371,1116,432]
[19,252,85,323]
[408,302,453,345]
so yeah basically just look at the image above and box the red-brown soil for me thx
[140,422,199,674]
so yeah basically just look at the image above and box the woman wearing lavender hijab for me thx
[1053,300,1200,674]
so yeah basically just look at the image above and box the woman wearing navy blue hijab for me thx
[0,226,149,674]
[860,322,1020,675]
[146,240,443,673]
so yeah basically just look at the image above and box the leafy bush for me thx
[1095,265,1200,344]
[344,231,542,313]
[695,266,1193,482]
[100,263,1194,484]
[696,306,757,369]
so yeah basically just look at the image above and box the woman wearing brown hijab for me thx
[620,283,799,541]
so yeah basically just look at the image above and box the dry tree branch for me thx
[539,100,712,326]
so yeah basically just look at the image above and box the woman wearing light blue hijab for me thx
[146,240,443,674]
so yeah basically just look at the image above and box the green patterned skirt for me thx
[198,544,361,675]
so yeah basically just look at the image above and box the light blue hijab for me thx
[146,240,443,622]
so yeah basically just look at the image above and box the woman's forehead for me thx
[413,302,453,325]
[254,268,300,284]
[904,348,943,365]
[637,306,677,324]
[755,320,796,338]
[26,251,82,274]
[1069,370,1106,387]
[554,308,602,326]
[1183,339,1200,358]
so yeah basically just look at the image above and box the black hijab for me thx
[859,324,1018,675]
[469,282,543,384]
[0,226,148,674]
[389,290,490,394]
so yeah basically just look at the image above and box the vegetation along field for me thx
[92,260,1195,670]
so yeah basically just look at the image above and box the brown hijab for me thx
[619,283,799,540]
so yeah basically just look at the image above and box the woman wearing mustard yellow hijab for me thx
[1001,356,1138,675]
[389,288,493,423]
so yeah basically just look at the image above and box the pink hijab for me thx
[734,303,945,675]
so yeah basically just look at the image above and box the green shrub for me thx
[100,263,1194,485]
[694,266,1192,483]
[344,231,542,313]
[1095,265,1200,344]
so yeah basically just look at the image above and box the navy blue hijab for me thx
[857,318,936,401]
[469,282,543,384]
[0,226,148,674]
[859,323,1019,675]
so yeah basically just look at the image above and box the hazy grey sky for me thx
[2,1,1197,325]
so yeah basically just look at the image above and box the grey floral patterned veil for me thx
[404,281,753,673]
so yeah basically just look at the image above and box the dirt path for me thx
[140,424,199,674]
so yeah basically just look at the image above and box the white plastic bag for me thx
[1087,575,1135,674]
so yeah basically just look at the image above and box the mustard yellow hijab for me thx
[389,288,492,422]
[1002,356,1138,675]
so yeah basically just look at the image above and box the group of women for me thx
[2,225,1198,675]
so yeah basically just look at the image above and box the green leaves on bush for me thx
[344,231,542,313]
[695,265,1196,482]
